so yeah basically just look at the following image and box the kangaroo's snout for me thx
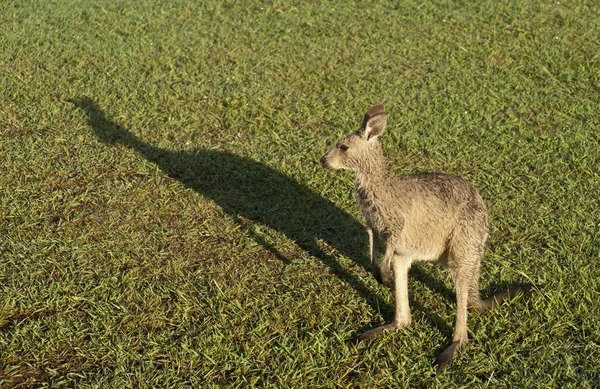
[320,152,333,170]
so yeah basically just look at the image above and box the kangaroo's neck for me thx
[353,149,394,232]
[354,146,390,188]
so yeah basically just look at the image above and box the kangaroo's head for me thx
[320,104,388,172]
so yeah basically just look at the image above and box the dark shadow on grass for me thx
[71,97,453,339]
[410,264,456,303]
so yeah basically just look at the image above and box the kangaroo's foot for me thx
[434,341,465,369]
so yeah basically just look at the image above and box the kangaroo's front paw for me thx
[381,269,394,289]
[372,266,384,285]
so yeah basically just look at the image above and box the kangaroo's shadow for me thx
[71,97,453,338]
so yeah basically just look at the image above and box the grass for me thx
[1,0,599,387]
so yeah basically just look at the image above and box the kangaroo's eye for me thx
[339,145,349,152]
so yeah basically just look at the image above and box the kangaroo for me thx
[320,104,532,368]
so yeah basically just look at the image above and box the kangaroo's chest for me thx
[355,186,394,235]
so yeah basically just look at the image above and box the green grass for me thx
[1,0,599,387]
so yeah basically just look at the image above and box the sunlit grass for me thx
[1,0,599,387]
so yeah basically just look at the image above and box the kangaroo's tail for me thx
[470,283,535,313]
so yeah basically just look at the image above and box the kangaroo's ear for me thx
[358,104,387,140]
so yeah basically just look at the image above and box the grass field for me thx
[1,0,599,387]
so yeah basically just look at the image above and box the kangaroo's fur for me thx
[320,104,532,368]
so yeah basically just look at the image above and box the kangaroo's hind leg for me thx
[435,220,487,368]
[357,247,413,341]
[435,262,473,368]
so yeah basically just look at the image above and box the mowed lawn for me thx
[1,0,599,387]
